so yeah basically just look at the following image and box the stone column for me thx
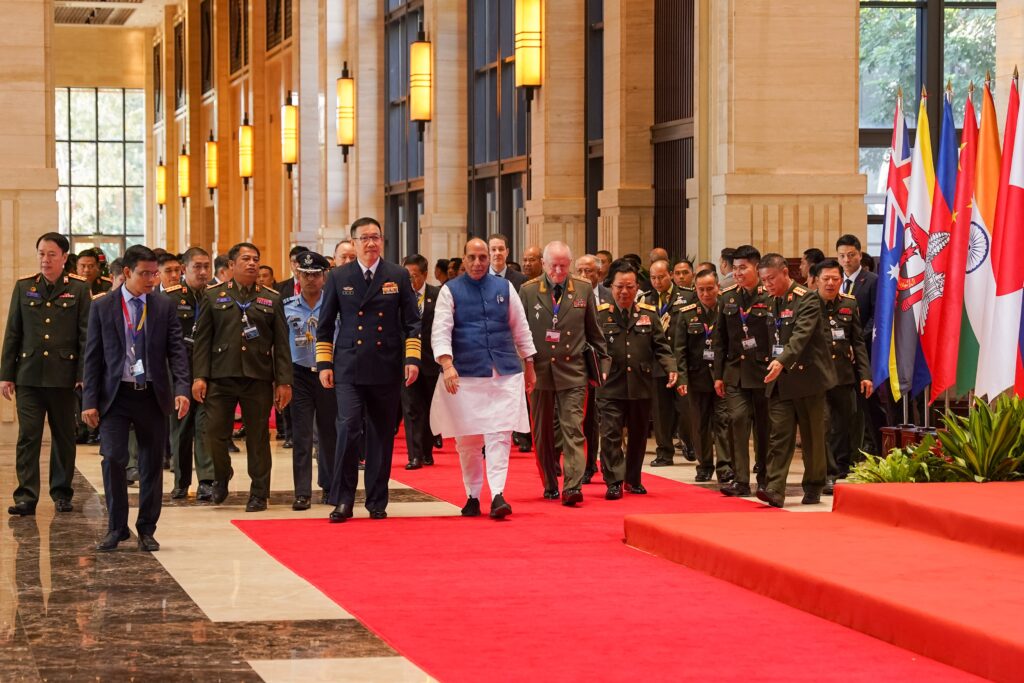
[0,0,59,438]
[321,0,348,253]
[698,0,866,258]
[597,0,655,258]
[294,0,321,249]
[996,0,1024,124]
[185,0,209,249]
[346,0,385,225]
[419,0,468,271]
[524,0,586,255]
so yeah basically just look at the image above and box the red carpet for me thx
[625,483,1024,682]
[234,439,980,682]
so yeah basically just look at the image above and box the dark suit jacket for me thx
[316,259,422,385]
[275,277,297,297]
[82,286,191,417]
[494,267,528,292]
[419,283,441,376]
[850,269,878,347]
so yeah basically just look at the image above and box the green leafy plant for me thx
[935,396,1024,483]
[850,437,935,483]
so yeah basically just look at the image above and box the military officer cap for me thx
[295,251,330,273]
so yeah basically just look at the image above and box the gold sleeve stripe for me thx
[406,338,422,347]
[316,342,334,363]
[405,338,422,359]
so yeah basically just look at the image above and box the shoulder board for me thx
[68,273,87,281]
[720,284,738,293]
[164,284,183,293]
[793,286,807,296]
[839,292,857,301]
[680,286,696,292]
[637,302,656,312]
[91,292,107,300]
[680,303,697,312]
[261,285,279,294]
[523,276,543,286]
[597,303,611,312]
[18,273,38,281]
[282,295,298,305]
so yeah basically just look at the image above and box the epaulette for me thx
[523,276,544,286]
[680,303,697,312]
[680,285,696,292]
[164,284,183,293]
[261,285,279,295]
[68,273,87,281]
[283,295,298,305]
[720,284,738,293]
[637,302,656,312]
[793,286,807,296]
[18,273,37,281]
[91,292,107,300]
[597,303,610,312]
[839,292,857,301]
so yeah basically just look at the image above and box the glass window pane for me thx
[499,0,513,57]
[98,188,124,235]
[125,90,145,141]
[944,7,996,118]
[98,89,124,140]
[70,187,96,235]
[71,142,97,186]
[487,70,498,161]
[860,146,890,216]
[125,143,145,185]
[474,74,488,165]
[56,186,70,234]
[473,0,488,69]
[70,88,96,140]
[125,235,145,249]
[859,8,918,129]
[98,143,124,186]
[387,22,403,103]
[500,64,514,158]
[56,142,70,186]
[125,188,145,235]
[55,88,69,141]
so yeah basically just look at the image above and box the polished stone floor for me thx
[0,434,827,682]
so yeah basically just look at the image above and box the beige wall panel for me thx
[53,27,149,89]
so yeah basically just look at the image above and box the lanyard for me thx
[551,286,565,323]
[121,296,146,342]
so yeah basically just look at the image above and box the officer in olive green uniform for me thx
[757,254,837,508]
[675,274,733,483]
[712,245,773,497]
[192,244,293,511]
[597,261,676,499]
[643,264,696,467]
[1,233,91,515]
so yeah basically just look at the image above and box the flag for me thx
[976,74,1022,399]
[893,90,934,399]
[919,87,959,400]
[956,80,998,396]
[871,94,911,396]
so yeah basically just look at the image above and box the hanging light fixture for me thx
[205,130,218,198]
[238,113,253,189]
[281,91,298,178]
[156,158,167,209]
[409,21,432,138]
[178,144,190,206]
[515,0,543,92]
[336,61,355,163]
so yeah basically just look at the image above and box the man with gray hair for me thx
[520,241,607,505]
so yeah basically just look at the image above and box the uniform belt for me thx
[292,362,317,373]
[120,381,150,392]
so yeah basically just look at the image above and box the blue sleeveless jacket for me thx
[446,274,522,378]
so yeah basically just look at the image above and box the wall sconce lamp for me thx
[281,91,298,178]
[515,0,543,101]
[336,62,355,163]
[156,158,167,210]
[205,131,218,198]
[177,144,190,206]
[238,113,253,189]
[409,21,432,139]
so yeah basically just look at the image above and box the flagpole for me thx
[923,387,930,428]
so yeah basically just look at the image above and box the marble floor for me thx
[0,434,831,681]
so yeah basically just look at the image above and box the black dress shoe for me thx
[320,491,329,505]
[329,503,353,522]
[8,502,36,516]
[196,482,214,502]
[86,434,101,445]
[801,492,821,505]
[405,459,422,470]
[211,481,229,505]
[581,469,595,485]
[228,440,240,453]
[424,454,435,466]
[649,458,674,467]
[605,483,623,500]
[461,497,481,517]
[433,435,443,449]
[756,488,786,508]
[682,446,697,462]
[54,498,73,513]
[282,439,293,449]
[720,481,752,497]
[96,528,130,552]
[542,489,560,500]
[489,493,512,519]
[823,477,836,495]
[719,470,736,484]
[624,483,647,495]
[518,443,532,453]
[245,495,267,512]
[694,472,713,482]
[369,510,388,520]
[137,534,160,552]
[561,488,583,506]
[126,467,140,485]
[292,496,311,511]
[170,488,187,500]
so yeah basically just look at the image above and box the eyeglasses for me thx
[356,234,383,243]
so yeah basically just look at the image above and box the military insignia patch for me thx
[573,298,586,308]
[216,296,231,303]
[59,292,75,299]
[256,297,273,306]
[839,307,852,315]
[26,291,41,299]
[637,315,651,326]
[382,282,399,295]
[342,286,355,295]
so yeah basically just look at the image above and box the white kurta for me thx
[429,279,537,438]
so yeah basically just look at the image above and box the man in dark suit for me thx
[317,217,422,522]
[401,254,440,470]
[488,233,528,291]
[82,245,191,552]
[274,245,311,298]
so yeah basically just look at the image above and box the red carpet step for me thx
[624,482,1024,682]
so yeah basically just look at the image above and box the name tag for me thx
[545,329,561,343]
[295,336,309,348]
[741,337,757,351]
[703,349,715,361]
[772,344,784,358]
[243,324,260,340]
[831,328,846,341]
[131,359,145,377]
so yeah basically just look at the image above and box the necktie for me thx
[365,268,373,287]
[130,298,146,385]
[659,292,668,311]
[553,284,563,302]
[417,292,424,315]
[843,279,854,294]
[495,270,503,279]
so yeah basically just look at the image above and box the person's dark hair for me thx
[77,247,99,261]
[109,258,124,274]
[228,242,260,261]
[258,264,275,277]
[181,246,209,265]
[507,261,521,273]
[487,233,510,248]
[756,252,788,271]
[697,261,717,274]
[732,244,761,264]
[694,268,718,282]
[835,234,862,252]
[720,247,737,265]
[861,253,875,272]
[122,245,158,271]
[674,258,695,270]
[214,255,230,273]
[157,252,181,267]
[289,245,309,259]
[350,216,382,237]
[436,258,450,272]
[152,247,168,258]
[448,257,463,272]
[596,249,613,261]
[605,258,638,286]
[812,257,842,279]
[403,254,429,273]
[621,254,642,272]
[36,232,70,253]
[802,247,825,265]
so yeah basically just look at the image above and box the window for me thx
[201,0,213,94]
[859,0,995,253]
[585,0,604,253]
[230,0,249,74]
[55,87,147,254]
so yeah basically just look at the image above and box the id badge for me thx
[131,359,145,377]
[831,328,846,341]
[703,349,715,361]
[772,344,784,359]
[741,337,757,351]
[545,329,561,343]
[295,335,309,348]
[244,324,260,340]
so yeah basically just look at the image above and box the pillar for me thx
[346,0,385,226]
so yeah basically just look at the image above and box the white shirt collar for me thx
[121,286,146,305]
[491,266,507,277]
[359,259,380,278]
[845,267,862,284]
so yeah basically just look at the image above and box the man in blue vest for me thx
[430,238,537,519]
